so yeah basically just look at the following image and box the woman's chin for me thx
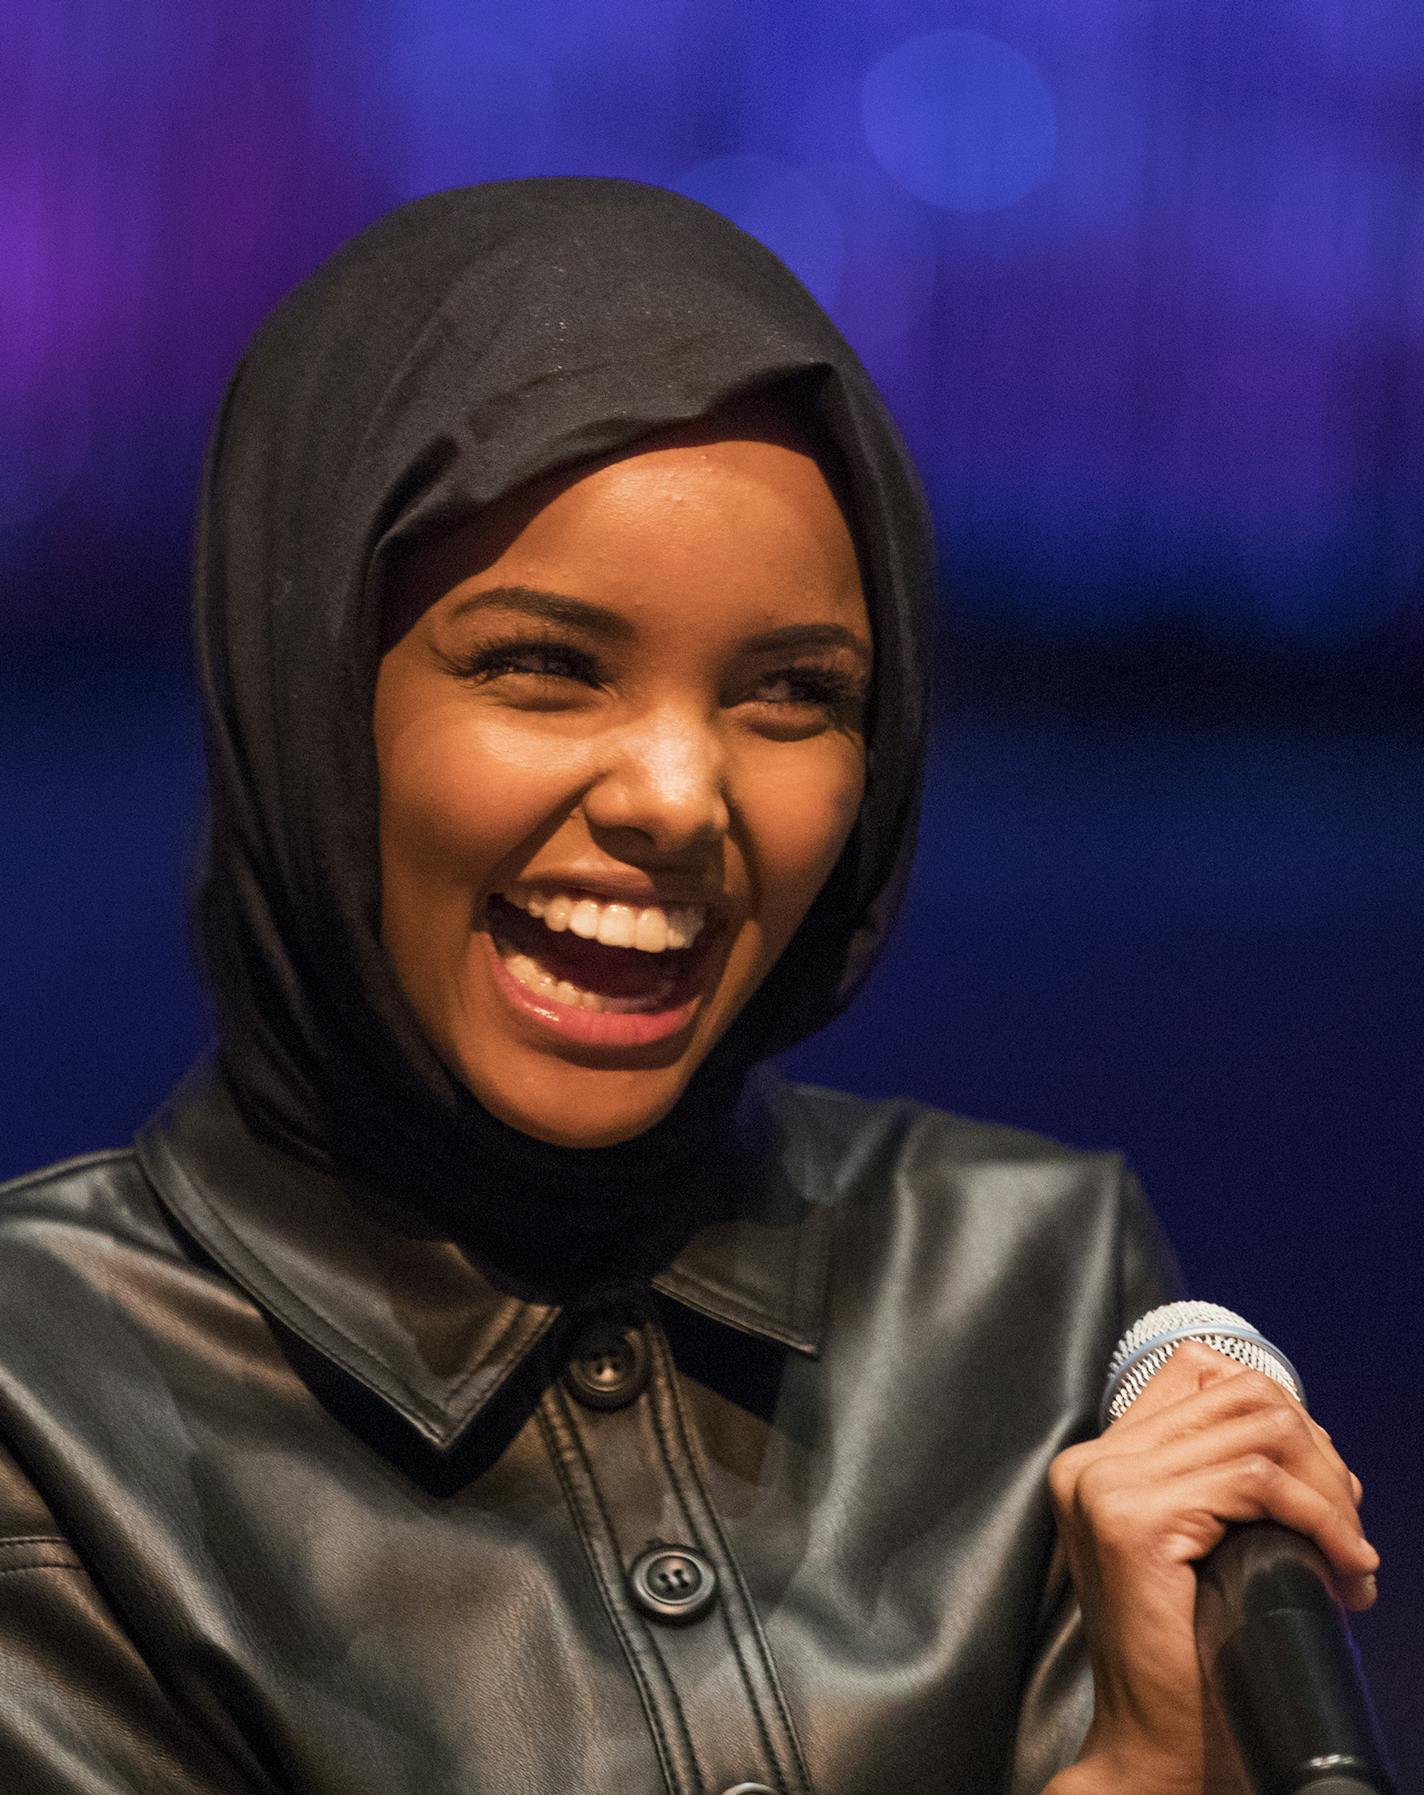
[459,1052,694,1149]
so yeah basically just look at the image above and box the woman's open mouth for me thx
[483,890,720,1048]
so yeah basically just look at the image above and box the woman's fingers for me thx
[1107,1396,1359,1519]
[1098,1407,1357,1507]
[1104,1344,1292,1439]
[1096,1352,1361,1510]
[1047,1348,1379,1790]
[1339,1570,1379,1614]
[1053,1370,1379,1616]
[1069,1453,1380,1603]
[1052,1353,1375,1607]
[1101,1338,1243,1425]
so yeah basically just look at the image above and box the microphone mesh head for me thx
[1101,1300,1303,1429]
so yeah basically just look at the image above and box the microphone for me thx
[1101,1302,1395,1795]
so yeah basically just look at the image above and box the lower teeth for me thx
[501,950,676,1015]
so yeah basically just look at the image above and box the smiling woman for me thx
[374,411,871,1144]
[0,179,1375,1795]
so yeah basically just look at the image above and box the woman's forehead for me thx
[381,418,865,655]
[380,393,862,649]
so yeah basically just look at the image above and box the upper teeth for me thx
[503,890,707,953]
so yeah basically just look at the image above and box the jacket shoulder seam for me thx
[0,1148,135,1203]
[777,1083,1125,1190]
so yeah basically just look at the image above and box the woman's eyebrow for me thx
[448,587,870,667]
[447,584,635,640]
[744,623,872,668]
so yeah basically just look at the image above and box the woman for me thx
[0,180,1373,1794]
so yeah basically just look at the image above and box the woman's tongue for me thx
[490,898,684,1003]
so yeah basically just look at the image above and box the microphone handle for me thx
[1194,1520,1395,1795]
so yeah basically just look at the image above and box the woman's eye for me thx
[447,640,600,688]
[749,666,864,720]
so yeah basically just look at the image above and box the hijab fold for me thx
[193,178,934,1263]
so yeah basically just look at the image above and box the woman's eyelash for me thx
[443,640,863,715]
[445,639,601,685]
[753,665,864,710]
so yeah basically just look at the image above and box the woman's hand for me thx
[1042,1342,1377,1795]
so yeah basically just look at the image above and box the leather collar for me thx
[136,1064,830,1453]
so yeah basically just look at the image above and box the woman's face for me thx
[374,415,871,1147]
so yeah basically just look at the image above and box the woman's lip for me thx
[482,930,710,1051]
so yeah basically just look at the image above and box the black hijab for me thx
[193,178,934,1256]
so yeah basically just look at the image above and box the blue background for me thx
[4,0,1420,1779]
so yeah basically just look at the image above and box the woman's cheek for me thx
[397,714,587,871]
[746,739,865,939]
[777,734,865,856]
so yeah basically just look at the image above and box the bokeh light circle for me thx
[673,155,845,310]
[862,30,1057,212]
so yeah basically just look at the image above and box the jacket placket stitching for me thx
[643,1322,815,1795]
[535,1388,704,1795]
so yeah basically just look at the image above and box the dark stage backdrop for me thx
[4,0,1421,1781]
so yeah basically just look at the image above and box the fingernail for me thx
[1338,1572,1378,1613]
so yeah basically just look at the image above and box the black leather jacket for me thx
[0,1066,1176,1795]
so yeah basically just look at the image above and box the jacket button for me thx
[562,1317,649,1411]
[627,1543,718,1624]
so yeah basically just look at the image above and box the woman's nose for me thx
[580,709,731,858]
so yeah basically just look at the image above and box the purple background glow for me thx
[5,0,1421,652]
